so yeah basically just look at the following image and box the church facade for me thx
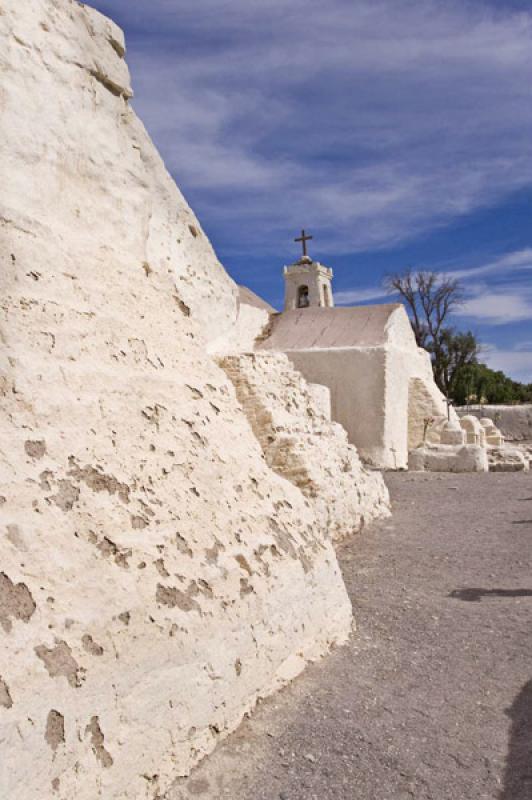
[230,249,450,470]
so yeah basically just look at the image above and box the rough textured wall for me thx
[0,0,238,347]
[307,381,332,420]
[213,301,273,354]
[220,354,390,540]
[0,2,354,798]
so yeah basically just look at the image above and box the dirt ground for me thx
[168,472,532,800]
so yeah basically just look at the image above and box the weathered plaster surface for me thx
[487,447,529,472]
[220,354,390,541]
[0,3,356,797]
[211,287,274,355]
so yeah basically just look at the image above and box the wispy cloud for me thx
[482,344,532,382]
[335,247,532,324]
[455,288,532,324]
[93,0,532,254]
[449,250,532,325]
[334,285,390,306]
[515,340,532,352]
[449,249,532,280]
[91,0,532,378]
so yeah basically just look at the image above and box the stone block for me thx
[488,447,529,472]
[409,444,489,473]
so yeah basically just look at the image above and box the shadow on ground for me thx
[501,680,532,799]
[449,588,532,602]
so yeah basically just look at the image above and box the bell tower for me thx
[283,230,334,311]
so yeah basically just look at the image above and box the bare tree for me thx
[384,270,478,397]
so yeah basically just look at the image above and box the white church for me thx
[234,231,450,470]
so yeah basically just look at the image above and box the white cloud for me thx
[94,0,532,253]
[334,248,532,324]
[455,289,532,324]
[334,285,390,305]
[515,340,532,351]
[448,249,532,280]
[482,346,532,382]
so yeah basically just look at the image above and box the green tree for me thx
[452,362,532,405]
[436,330,479,399]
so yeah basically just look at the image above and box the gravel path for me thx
[168,472,532,800]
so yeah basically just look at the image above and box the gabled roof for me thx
[238,285,276,313]
[258,304,405,350]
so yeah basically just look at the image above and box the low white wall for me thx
[457,405,532,442]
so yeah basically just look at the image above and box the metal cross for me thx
[446,397,453,421]
[294,229,313,258]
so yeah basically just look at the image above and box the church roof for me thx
[238,285,276,313]
[258,304,404,350]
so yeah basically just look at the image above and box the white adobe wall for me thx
[261,305,450,470]
[285,348,390,467]
[212,301,272,354]
[0,0,239,349]
[383,307,450,465]
[220,353,390,541]
[0,3,353,798]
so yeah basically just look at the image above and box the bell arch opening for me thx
[297,285,309,308]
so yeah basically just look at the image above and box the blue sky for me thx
[93,0,532,382]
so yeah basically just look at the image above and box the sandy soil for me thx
[167,472,532,800]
